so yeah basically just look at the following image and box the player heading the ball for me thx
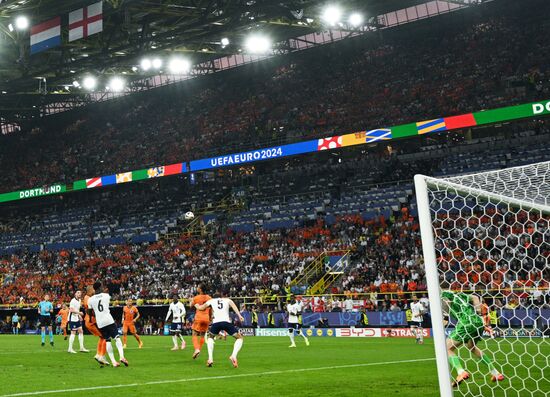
[194,289,244,368]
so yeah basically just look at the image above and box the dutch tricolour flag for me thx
[30,17,61,55]
[69,1,103,42]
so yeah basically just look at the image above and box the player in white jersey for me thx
[166,295,187,351]
[67,290,89,353]
[287,296,309,347]
[87,281,128,367]
[410,295,425,344]
[194,290,244,368]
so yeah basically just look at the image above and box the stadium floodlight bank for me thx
[414,161,549,396]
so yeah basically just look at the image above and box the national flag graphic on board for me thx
[30,17,61,55]
[365,128,392,143]
[101,175,116,186]
[147,167,165,178]
[416,118,447,134]
[86,177,102,188]
[164,163,184,175]
[68,1,103,42]
[317,136,342,150]
[341,131,366,147]
[116,172,132,183]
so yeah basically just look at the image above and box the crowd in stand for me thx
[0,214,417,306]
[0,7,549,193]
[1,202,547,310]
[1,4,550,313]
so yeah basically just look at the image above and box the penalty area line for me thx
[0,357,435,397]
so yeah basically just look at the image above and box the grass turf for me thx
[0,335,546,396]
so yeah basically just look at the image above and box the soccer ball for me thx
[184,211,195,220]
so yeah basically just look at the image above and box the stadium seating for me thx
[0,12,549,193]
[1,122,548,307]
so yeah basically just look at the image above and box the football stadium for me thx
[0,0,549,396]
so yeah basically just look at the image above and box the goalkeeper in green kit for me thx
[442,291,505,387]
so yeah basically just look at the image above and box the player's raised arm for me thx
[228,299,244,322]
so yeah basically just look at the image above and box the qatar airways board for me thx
[189,140,318,171]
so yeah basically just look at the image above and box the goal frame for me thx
[414,168,550,397]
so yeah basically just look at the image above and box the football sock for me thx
[192,335,199,350]
[68,334,75,350]
[480,354,499,376]
[206,337,215,362]
[449,355,465,375]
[49,330,53,342]
[106,342,116,363]
[101,339,107,356]
[78,333,85,349]
[96,339,102,355]
[123,334,127,345]
[41,329,45,343]
[289,331,295,344]
[135,334,141,343]
[231,338,243,358]
[172,335,178,347]
[115,338,125,360]
[200,336,205,349]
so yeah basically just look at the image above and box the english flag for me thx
[68,1,103,42]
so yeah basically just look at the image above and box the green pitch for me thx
[0,335,546,396]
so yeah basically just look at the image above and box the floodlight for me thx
[82,76,96,90]
[321,6,342,26]
[244,35,271,54]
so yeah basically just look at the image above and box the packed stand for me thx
[1,3,550,193]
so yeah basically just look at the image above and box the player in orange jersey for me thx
[57,304,69,340]
[190,284,212,359]
[122,299,143,348]
[84,286,109,366]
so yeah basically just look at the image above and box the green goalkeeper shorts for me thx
[449,322,484,344]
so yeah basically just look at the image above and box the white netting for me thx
[421,161,550,397]
[442,161,550,208]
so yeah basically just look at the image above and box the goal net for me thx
[414,161,550,397]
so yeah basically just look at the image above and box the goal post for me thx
[414,161,550,397]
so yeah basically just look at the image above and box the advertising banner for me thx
[189,140,318,171]
[381,328,431,338]
[239,327,256,336]
[1,99,549,204]
[335,328,382,337]
[256,328,290,337]
[303,328,336,337]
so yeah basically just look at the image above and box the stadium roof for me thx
[0,0,465,126]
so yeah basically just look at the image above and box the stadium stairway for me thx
[288,250,351,295]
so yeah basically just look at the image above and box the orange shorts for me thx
[85,321,102,338]
[192,319,210,333]
[122,323,137,334]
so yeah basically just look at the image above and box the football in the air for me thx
[184,211,195,220]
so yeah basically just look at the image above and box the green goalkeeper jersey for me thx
[442,291,484,329]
